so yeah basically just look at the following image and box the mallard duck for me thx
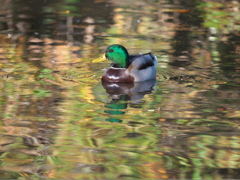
[92,44,158,82]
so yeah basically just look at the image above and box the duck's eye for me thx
[109,49,114,53]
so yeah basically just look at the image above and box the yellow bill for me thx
[92,53,107,62]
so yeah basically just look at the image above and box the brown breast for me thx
[102,68,134,82]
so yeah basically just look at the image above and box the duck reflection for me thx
[102,79,156,123]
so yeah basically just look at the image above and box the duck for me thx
[92,44,158,82]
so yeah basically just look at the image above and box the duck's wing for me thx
[128,53,157,70]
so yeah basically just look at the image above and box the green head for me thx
[105,44,129,68]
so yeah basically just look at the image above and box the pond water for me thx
[1,0,240,179]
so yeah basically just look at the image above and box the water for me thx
[1,0,240,179]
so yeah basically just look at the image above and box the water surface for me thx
[0,0,240,179]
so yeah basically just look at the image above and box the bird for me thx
[92,44,157,82]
